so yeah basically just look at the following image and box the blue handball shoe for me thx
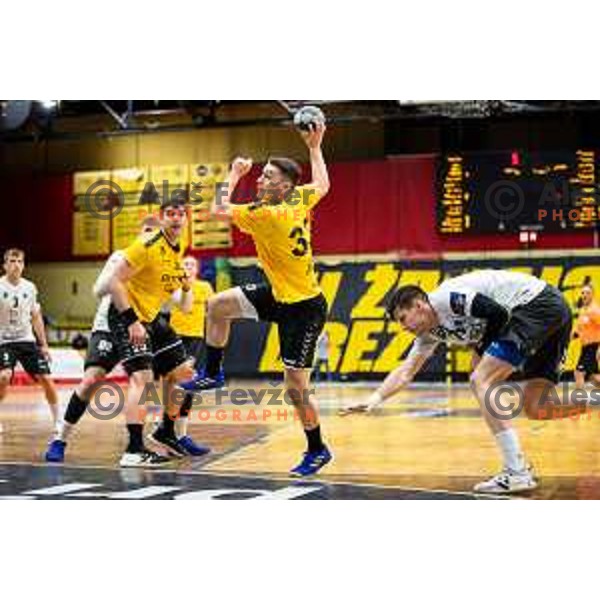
[180,368,225,392]
[45,440,66,463]
[290,446,332,477]
[178,435,211,457]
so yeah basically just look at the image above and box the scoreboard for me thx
[437,150,600,234]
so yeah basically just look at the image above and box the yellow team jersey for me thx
[231,185,323,303]
[170,279,214,338]
[122,230,185,322]
[576,302,600,346]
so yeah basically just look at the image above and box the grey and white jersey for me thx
[92,295,112,333]
[0,276,40,343]
[410,270,548,357]
[91,251,124,333]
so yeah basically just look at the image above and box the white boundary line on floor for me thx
[0,460,511,500]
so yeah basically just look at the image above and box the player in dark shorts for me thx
[573,285,600,389]
[0,248,60,433]
[46,220,156,461]
[342,270,574,494]
[181,120,331,476]
[45,209,206,466]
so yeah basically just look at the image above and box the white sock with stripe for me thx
[495,429,526,472]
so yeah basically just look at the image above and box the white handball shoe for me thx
[119,450,171,468]
[474,466,538,495]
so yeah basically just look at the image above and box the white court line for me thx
[68,486,181,499]
[0,495,36,500]
[106,486,181,499]
[66,492,112,498]
[182,469,512,500]
[0,460,512,500]
[23,483,103,496]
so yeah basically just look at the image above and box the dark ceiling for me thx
[2,100,600,142]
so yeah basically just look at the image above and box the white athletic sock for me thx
[56,421,73,442]
[48,403,60,431]
[176,417,188,439]
[495,429,526,472]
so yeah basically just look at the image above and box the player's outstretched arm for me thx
[339,350,431,416]
[212,157,253,218]
[301,122,330,198]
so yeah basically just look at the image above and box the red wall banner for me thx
[0,156,595,261]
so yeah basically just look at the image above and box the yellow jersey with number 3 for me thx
[122,230,185,322]
[170,280,214,338]
[231,185,322,303]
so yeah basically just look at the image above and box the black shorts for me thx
[485,285,573,383]
[576,342,599,378]
[0,342,51,377]
[108,305,187,377]
[180,336,205,367]
[84,331,120,373]
[241,284,327,369]
[149,314,188,378]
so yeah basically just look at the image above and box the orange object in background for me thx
[575,302,600,346]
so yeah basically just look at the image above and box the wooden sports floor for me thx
[1,380,599,499]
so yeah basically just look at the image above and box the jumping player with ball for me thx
[182,106,332,476]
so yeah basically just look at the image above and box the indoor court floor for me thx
[1,380,599,499]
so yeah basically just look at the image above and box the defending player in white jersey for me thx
[0,248,60,432]
[343,269,573,494]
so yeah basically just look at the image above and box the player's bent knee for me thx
[284,370,312,405]
[129,370,152,389]
[207,296,230,321]
[164,362,193,384]
[207,290,246,321]
[79,372,107,395]
[469,372,487,398]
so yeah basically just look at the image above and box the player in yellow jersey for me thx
[168,255,213,450]
[45,216,210,462]
[45,217,160,462]
[170,255,214,359]
[100,198,198,467]
[182,122,331,476]
[573,285,600,389]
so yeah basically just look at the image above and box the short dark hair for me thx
[4,248,25,263]
[161,196,187,210]
[268,156,302,186]
[386,285,428,320]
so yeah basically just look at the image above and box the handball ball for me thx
[293,105,326,131]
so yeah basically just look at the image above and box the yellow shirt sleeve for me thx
[231,204,263,234]
[293,185,322,211]
[195,280,214,301]
[122,236,149,270]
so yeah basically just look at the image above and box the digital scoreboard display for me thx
[437,150,600,234]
